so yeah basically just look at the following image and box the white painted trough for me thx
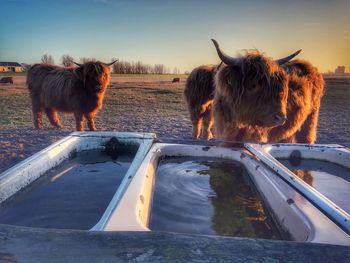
[246,143,350,235]
[0,132,349,246]
[0,132,155,230]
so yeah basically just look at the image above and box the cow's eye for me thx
[226,78,231,85]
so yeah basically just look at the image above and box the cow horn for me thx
[275,49,302,65]
[73,61,83,67]
[107,59,119,66]
[211,39,238,66]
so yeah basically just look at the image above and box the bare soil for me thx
[0,76,349,173]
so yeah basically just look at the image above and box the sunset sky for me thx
[0,0,349,73]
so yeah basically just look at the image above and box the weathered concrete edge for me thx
[0,224,349,263]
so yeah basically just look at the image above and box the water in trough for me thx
[0,148,136,230]
[150,156,282,239]
[278,158,350,214]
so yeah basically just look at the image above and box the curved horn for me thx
[73,61,83,67]
[275,49,302,65]
[107,59,119,66]
[211,39,237,66]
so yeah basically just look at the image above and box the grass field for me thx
[0,72,27,76]
[0,71,187,78]
[0,75,349,173]
[0,77,188,130]
[111,73,188,78]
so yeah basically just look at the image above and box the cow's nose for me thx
[274,114,287,125]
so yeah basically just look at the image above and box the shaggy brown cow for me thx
[184,64,221,139]
[27,60,117,131]
[212,39,324,144]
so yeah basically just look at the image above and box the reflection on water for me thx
[150,157,282,239]
[278,158,350,214]
[0,149,136,230]
[291,170,314,186]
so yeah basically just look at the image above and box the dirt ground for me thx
[0,76,349,173]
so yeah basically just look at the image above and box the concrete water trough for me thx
[0,132,155,230]
[246,143,350,235]
[0,133,349,261]
[103,141,350,245]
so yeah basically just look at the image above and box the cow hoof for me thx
[206,134,214,140]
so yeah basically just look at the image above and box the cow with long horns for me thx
[212,39,324,143]
[27,60,118,131]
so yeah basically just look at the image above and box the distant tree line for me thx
[41,54,55,64]
[40,54,180,74]
[111,60,168,74]
[61,55,74,67]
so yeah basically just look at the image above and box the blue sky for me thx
[0,0,349,73]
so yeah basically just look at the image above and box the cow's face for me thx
[81,62,111,94]
[216,55,289,128]
[211,39,302,128]
[75,62,112,94]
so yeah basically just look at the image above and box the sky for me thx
[0,0,349,73]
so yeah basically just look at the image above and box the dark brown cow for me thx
[0,77,14,84]
[212,39,324,144]
[27,60,117,131]
[172,77,180,83]
[184,65,218,139]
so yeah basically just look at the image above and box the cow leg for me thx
[31,96,43,129]
[192,118,203,139]
[85,113,97,131]
[191,113,203,139]
[74,112,84,131]
[188,106,203,139]
[295,107,320,144]
[202,109,214,140]
[45,108,62,128]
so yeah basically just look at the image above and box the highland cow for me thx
[27,60,117,131]
[211,39,324,144]
[172,77,180,83]
[184,64,220,139]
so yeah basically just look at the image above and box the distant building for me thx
[335,66,345,75]
[0,62,24,72]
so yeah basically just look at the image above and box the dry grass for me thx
[0,77,190,131]
[0,75,349,173]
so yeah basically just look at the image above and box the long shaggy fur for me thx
[213,54,324,144]
[184,65,217,139]
[27,62,112,131]
[268,60,325,143]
